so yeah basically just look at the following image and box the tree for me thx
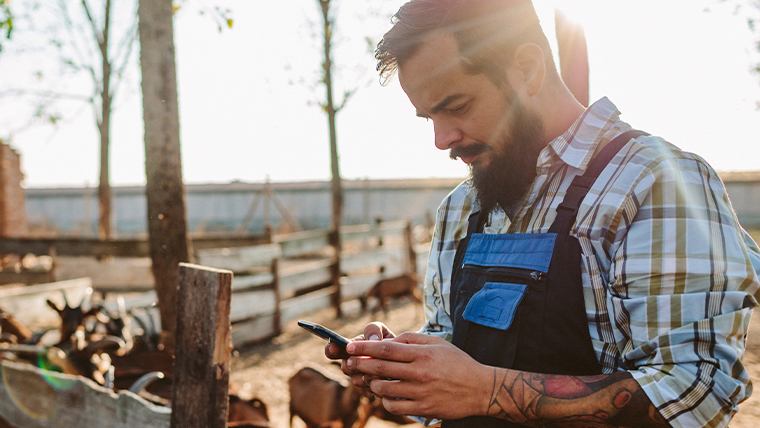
[316,0,348,317]
[71,0,138,240]
[0,0,138,239]
[138,0,192,352]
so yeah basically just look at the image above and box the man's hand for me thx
[343,332,492,420]
[324,322,397,396]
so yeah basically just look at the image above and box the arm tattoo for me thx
[487,369,670,427]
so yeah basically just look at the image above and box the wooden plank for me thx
[171,264,233,428]
[341,247,404,273]
[231,272,274,290]
[0,360,170,428]
[0,278,92,327]
[230,288,276,323]
[340,220,408,243]
[274,229,330,258]
[230,314,277,348]
[279,286,336,325]
[278,259,333,295]
[196,243,280,273]
[0,270,51,286]
[0,235,268,258]
[55,256,154,292]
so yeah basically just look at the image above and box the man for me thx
[325,1,760,426]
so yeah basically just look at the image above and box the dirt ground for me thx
[230,298,760,428]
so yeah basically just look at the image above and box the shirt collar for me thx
[538,97,622,171]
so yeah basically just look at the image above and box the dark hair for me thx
[375,0,556,86]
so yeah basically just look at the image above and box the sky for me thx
[1,0,759,188]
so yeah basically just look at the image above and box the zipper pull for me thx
[531,271,545,281]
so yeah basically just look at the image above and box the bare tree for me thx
[0,0,138,239]
[316,0,349,317]
[72,0,138,240]
[138,0,192,352]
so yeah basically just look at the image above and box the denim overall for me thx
[442,131,645,428]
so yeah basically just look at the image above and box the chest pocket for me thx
[463,282,527,331]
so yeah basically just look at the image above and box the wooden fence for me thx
[196,220,429,346]
[56,220,432,347]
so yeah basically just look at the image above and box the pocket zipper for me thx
[462,264,546,283]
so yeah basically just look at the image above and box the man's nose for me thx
[433,121,462,151]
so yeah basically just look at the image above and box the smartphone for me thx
[297,320,351,349]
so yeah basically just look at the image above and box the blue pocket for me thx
[462,282,527,330]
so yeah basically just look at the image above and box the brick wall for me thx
[0,140,28,237]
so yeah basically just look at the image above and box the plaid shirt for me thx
[419,97,760,427]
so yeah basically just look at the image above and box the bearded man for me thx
[325,1,760,427]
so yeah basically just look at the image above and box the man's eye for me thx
[450,104,467,114]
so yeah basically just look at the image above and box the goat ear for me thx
[46,299,61,314]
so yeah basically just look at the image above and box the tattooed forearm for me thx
[486,369,670,427]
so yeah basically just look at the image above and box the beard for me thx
[468,98,545,219]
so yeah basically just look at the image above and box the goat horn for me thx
[117,295,127,319]
[81,287,93,310]
[104,365,115,389]
[89,335,127,352]
[128,371,165,394]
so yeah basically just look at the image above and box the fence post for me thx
[329,228,343,318]
[171,263,233,428]
[404,220,416,274]
[272,257,282,336]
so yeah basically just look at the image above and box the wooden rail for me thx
[0,360,171,427]
[0,234,269,258]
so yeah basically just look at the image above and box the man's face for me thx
[398,33,545,216]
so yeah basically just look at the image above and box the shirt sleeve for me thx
[606,146,760,428]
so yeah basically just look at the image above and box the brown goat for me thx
[229,394,271,427]
[289,366,364,428]
[358,395,417,426]
[0,308,32,344]
[360,273,423,314]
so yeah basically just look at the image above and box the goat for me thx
[112,349,174,402]
[289,365,364,428]
[359,395,417,426]
[0,308,33,344]
[42,291,127,386]
[229,394,271,427]
[360,273,423,314]
[45,289,94,346]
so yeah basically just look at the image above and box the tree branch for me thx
[0,88,91,102]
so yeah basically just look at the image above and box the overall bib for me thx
[442,131,644,428]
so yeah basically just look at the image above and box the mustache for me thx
[449,143,491,161]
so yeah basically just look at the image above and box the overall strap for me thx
[549,130,647,234]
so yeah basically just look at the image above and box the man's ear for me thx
[509,43,546,96]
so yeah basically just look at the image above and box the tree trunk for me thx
[97,0,113,240]
[319,0,343,317]
[138,0,192,352]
